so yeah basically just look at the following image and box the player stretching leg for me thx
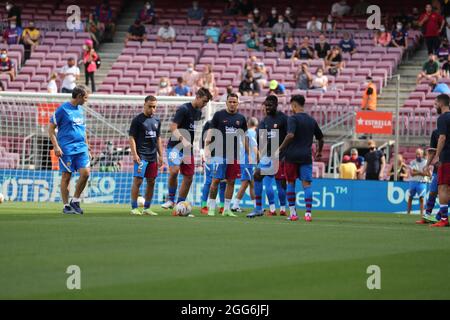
[232,117,259,213]
[129,96,163,216]
[407,148,430,218]
[421,129,441,223]
[48,86,91,215]
[277,95,324,222]
[206,93,248,217]
[427,94,450,227]
[200,120,226,214]
[161,88,212,211]
[247,95,288,218]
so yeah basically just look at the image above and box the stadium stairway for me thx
[377,46,429,110]
[79,1,142,91]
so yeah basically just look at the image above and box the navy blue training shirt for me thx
[129,113,161,162]
[437,111,450,163]
[167,102,202,150]
[257,111,288,159]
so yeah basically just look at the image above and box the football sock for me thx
[144,201,151,209]
[440,204,448,219]
[232,198,240,209]
[426,194,437,214]
[276,179,287,207]
[224,199,231,211]
[254,179,263,212]
[264,176,275,209]
[287,183,296,208]
[168,186,176,203]
[304,186,313,215]
[219,181,226,204]
[131,200,138,209]
[72,197,80,203]
[201,181,211,203]
[209,199,217,211]
[176,196,186,204]
[201,201,207,207]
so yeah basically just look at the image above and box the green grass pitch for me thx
[0,202,449,299]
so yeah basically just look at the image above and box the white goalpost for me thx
[0,92,226,206]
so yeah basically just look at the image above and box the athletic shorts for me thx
[284,162,313,183]
[133,160,158,179]
[211,158,241,180]
[59,151,90,173]
[408,181,427,198]
[240,164,255,181]
[430,172,438,194]
[166,147,195,176]
[275,160,286,180]
[438,162,450,185]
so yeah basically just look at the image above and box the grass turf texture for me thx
[0,202,449,299]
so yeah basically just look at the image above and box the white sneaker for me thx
[161,200,174,209]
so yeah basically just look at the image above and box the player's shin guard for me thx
[219,181,226,206]
[304,186,313,216]
[131,200,138,209]
[287,183,296,215]
[276,179,287,207]
[440,204,448,220]
[201,181,211,205]
[426,193,437,214]
[264,176,275,210]
[144,201,152,209]
[168,186,176,203]
[254,179,263,212]
[176,196,186,204]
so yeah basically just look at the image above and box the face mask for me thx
[161,82,167,87]
[278,19,284,23]
[286,10,291,15]
[396,24,402,30]
[146,5,151,9]
[317,72,323,77]
[254,9,259,15]
[187,67,193,72]
[248,19,253,23]
[416,157,422,162]
[10,24,16,29]
[328,17,333,22]
[380,28,385,32]
[82,45,88,50]
[369,147,376,151]
[266,34,272,39]
[6,5,12,11]
[0,54,6,59]
[271,10,276,15]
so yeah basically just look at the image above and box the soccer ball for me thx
[137,196,145,208]
[0,193,4,204]
[175,201,192,216]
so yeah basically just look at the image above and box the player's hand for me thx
[158,155,164,168]
[54,146,63,157]
[133,154,141,164]
[378,174,384,180]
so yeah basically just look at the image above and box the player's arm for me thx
[434,134,446,165]
[156,136,163,167]
[379,154,386,180]
[129,136,140,164]
[48,122,63,157]
[314,122,324,160]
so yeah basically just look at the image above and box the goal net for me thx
[0,92,228,206]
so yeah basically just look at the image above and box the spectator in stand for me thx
[443,0,450,42]
[339,155,357,179]
[83,39,99,92]
[246,30,260,51]
[352,0,369,16]
[339,32,357,54]
[322,14,336,33]
[243,13,258,41]
[391,22,408,49]
[311,68,328,92]
[388,154,408,181]
[430,78,450,93]
[416,53,440,84]
[95,0,115,42]
[262,31,277,52]
[409,7,421,30]
[47,72,58,94]
[272,15,292,39]
[224,0,240,16]
[3,21,22,45]
[219,21,240,44]
[188,1,205,22]
[239,71,260,96]
[374,26,391,47]
[306,16,322,32]
[126,19,146,44]
[441,54,450,77]
[267,80,285,96]
[197,64,217,97]
[253,63,267,89]
[157,77,172,96]
[137,2,156,25]
[239,0,254,15]
[361,76,377,111]
[282,37,297,59]
[363,140,386,181]
[21,21,39,59]
[418,4,444,54]
[295,36,314,60]
[283,6,297,28]
[58,57,80,93]
[85,13,103,48]
[205,21,221,43]
[436,37,449,62]
[172,77,192,96]
[252,8,264,27]
[295,63,313,90]
[182,63,199,90]
[157,21,176,42]
[315,34,331,59]
[5,2,21,27]
[266,7,278,28]
[0,49,15,81]
[0,82,5,91]
[220,85,234,102]
[350,148,365,179]
[325,46,344,75]
[331,0,351,18]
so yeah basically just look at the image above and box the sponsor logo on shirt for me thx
[145,130,157,138]
[225,126,238,134]
[73,117,84,125]
[189,123,196,130]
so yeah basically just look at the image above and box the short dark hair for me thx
[145,95,157,102]
[436,94,450,106]
[177,77,183,83]
[227,93,239,100]
[264,94,278,106]
[72,85,88,99]
[290,95,305,106]
[196,87,213,101]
